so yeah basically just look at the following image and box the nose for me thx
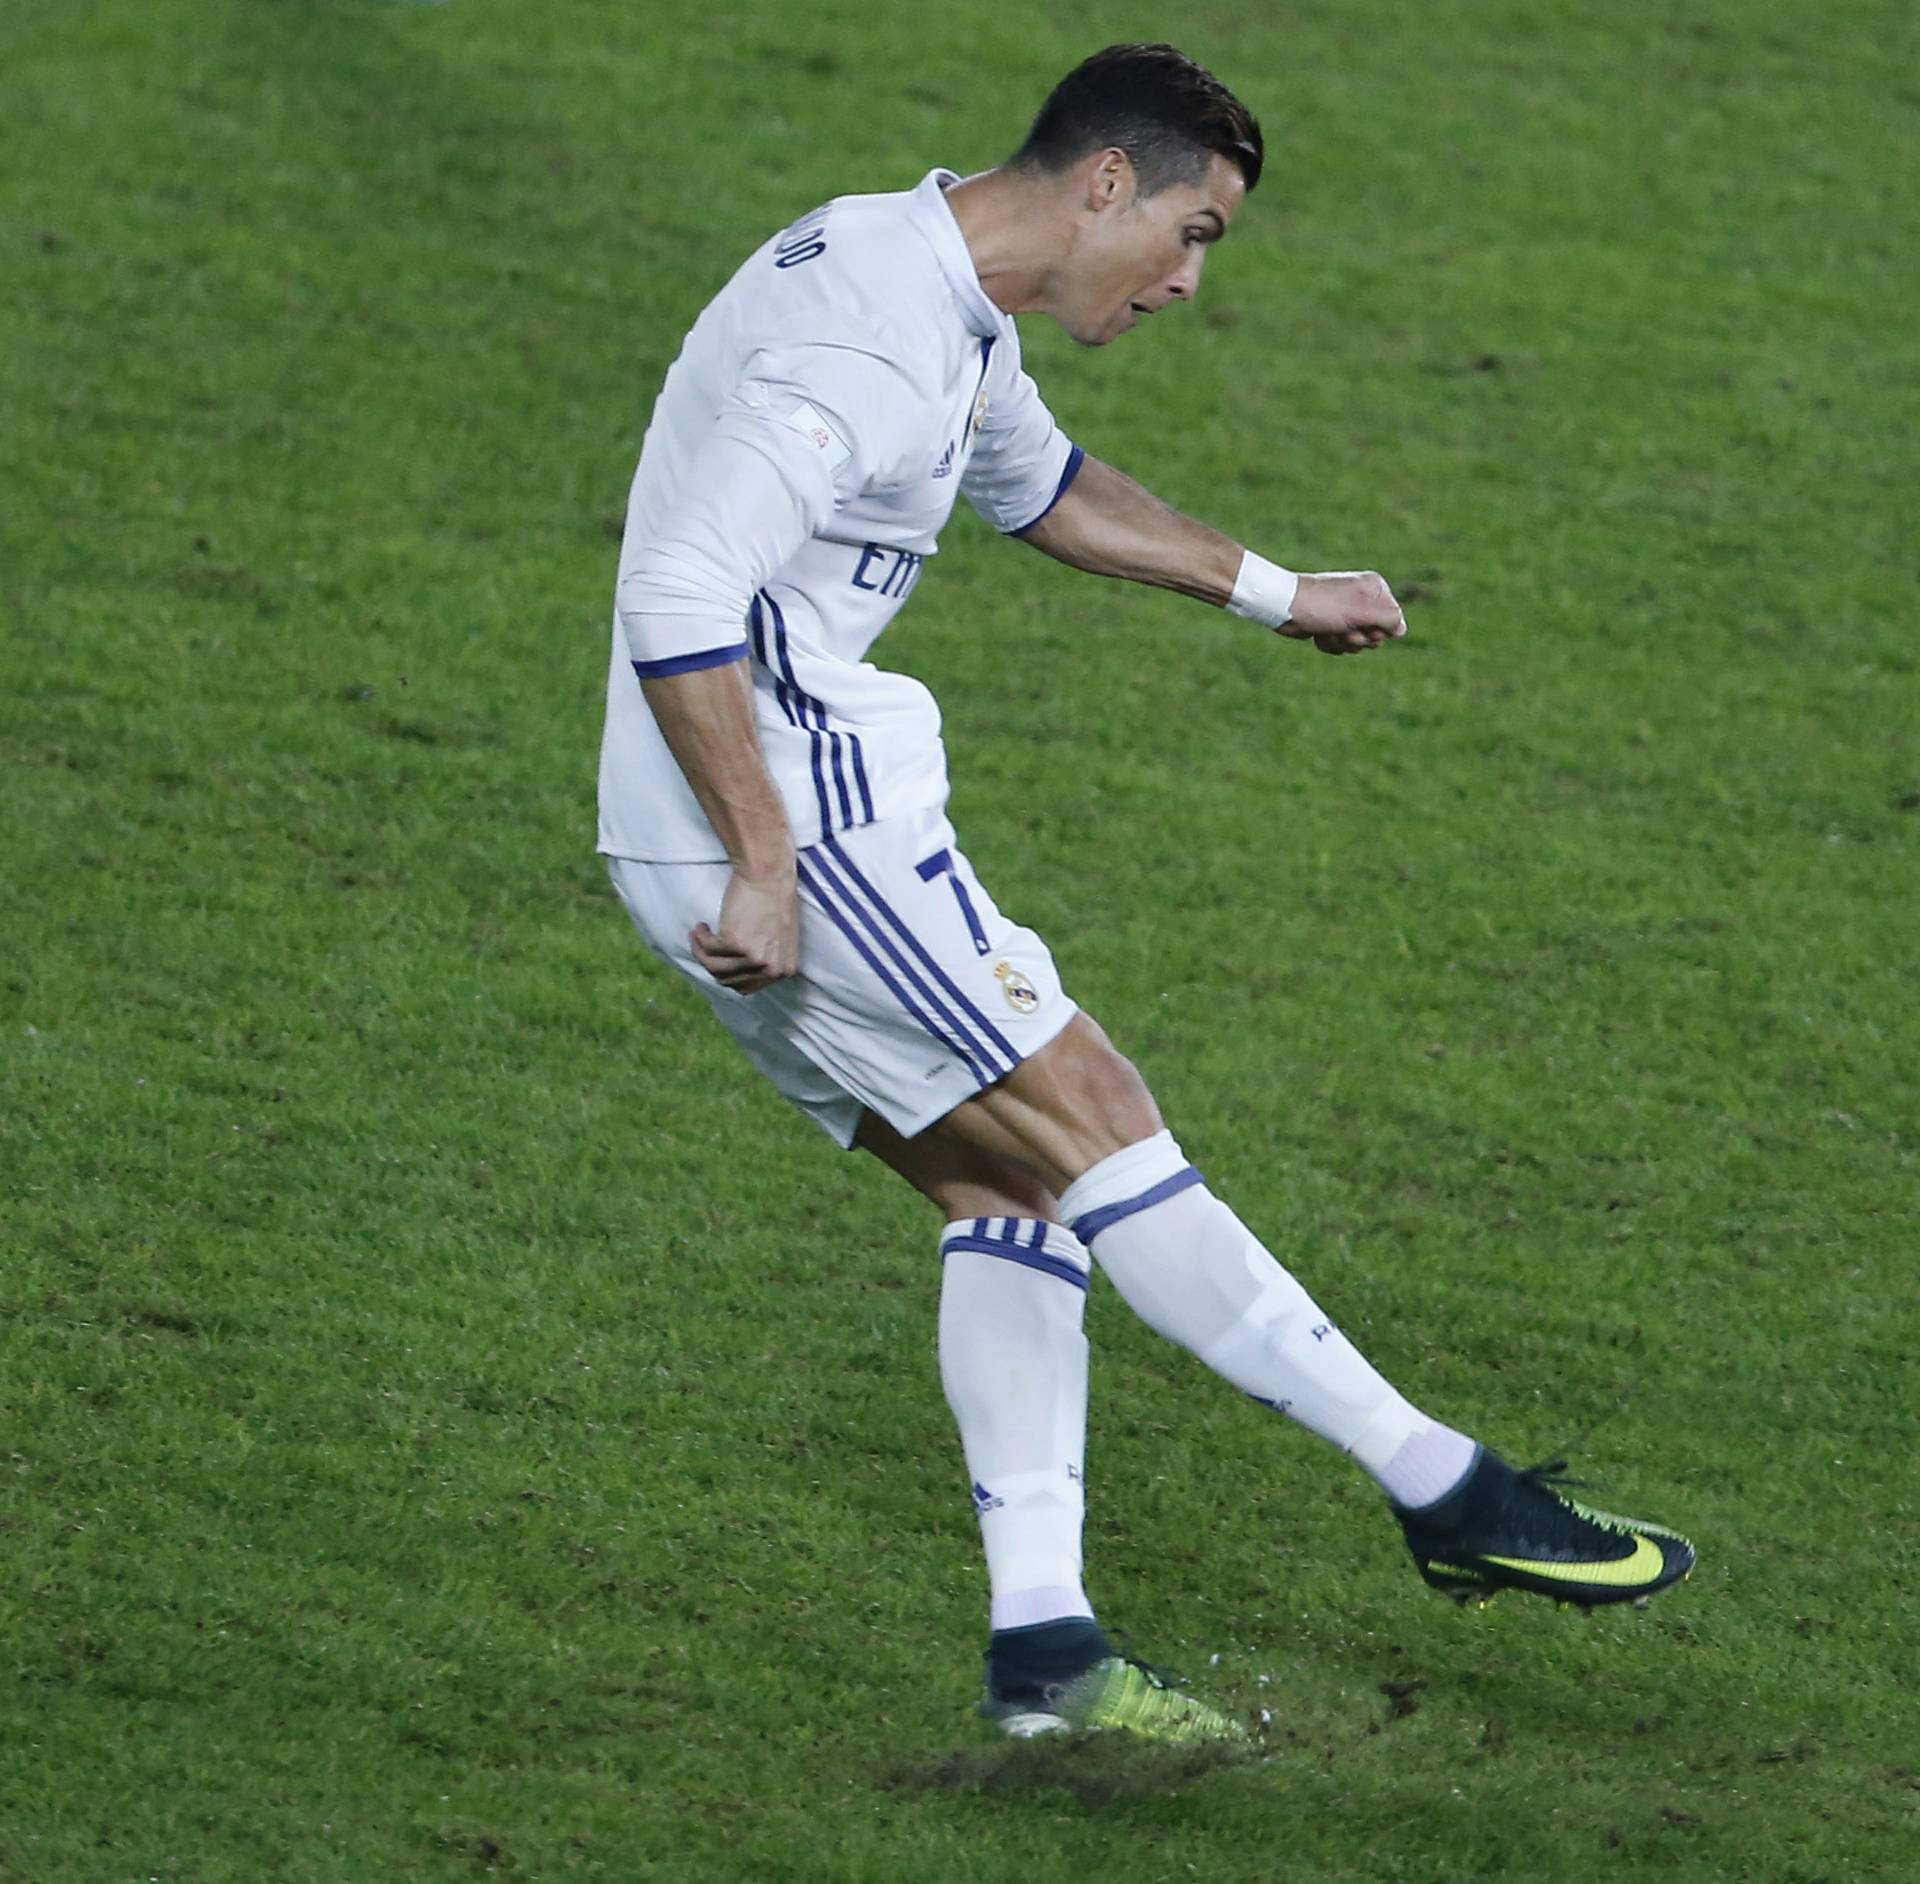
[1166,247,1206,302]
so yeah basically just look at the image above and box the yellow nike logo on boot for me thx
[1481,1531,1667,1588]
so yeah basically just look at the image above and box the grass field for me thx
[4,0,1917,1878]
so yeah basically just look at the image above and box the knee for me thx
[1060,1014,1162,1142]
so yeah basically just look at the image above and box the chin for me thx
[1052,306,1118,348]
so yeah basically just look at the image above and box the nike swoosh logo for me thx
[1482,1531,1668,1588]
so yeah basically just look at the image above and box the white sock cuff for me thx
[1056,1131,1195,1243]
[1375,1426,1479,1509]
[940,1216,1090,1286]
[990,1584,1095,1632]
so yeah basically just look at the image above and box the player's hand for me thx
[1281,570,1408,656]
[690,866,800,995]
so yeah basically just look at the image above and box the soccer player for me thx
[599,43,1695,1742]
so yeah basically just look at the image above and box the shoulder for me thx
[727,186,948,381]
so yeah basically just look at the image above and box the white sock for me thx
[1057,1133,1476,1509]
[938,1216,1096,1633]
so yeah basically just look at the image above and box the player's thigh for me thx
[609,829,1077,1154]
[929,1009,1163,1193]
[608,815,1140,1167]
[864,829,1166,1166]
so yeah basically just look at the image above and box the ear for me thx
[1083,146,1136,212]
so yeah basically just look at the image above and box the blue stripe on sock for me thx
[940,1233,1089,1293]
[797,857,992,1085]
[819,834,1020,1073]
[1068,1166,1206,1244]
[1028,1220,1047,1249]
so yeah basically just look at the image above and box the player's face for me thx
[1063,153,1246,347]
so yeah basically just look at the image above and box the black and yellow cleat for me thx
[982,1654,1250,1743]
[978,1618,1247,1743]
[1395,1447,1696,1610]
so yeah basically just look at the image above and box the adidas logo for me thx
[932,440,955,478]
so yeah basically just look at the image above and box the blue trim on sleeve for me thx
[630,641,750,680]
[1008,444,1087,537]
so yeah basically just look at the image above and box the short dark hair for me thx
[1009,44,1263,197]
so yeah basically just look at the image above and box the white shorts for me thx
[606,805,1078,1147]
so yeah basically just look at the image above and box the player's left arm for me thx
[1018,452,1405,657]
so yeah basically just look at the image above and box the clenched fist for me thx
[690,865,800,995]
[1282,570,1408,656]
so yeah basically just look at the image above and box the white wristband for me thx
[1225,550,1298,629]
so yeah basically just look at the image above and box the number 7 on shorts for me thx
[916,848,992,956]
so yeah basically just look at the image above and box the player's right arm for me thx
[639,659,799,994]
[618,345,923,993]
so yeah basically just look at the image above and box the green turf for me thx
[3,0,1917,1877]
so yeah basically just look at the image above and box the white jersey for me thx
[597,168,1083,862]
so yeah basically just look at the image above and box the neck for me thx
[940,167,1070,319]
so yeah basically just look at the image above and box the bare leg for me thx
[909,1011,1160,1193]
[915,1010,1478,1510]
[853,1110,1058,1220]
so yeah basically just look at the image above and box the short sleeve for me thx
[739,340,934,505]
[959,359,1083,535]
[616,340,934,675]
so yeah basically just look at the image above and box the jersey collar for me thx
[912,168,1005,340]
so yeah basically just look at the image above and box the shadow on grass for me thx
[879,1732,1273,1808]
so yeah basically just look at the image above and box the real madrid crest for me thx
[993,960,1038,1014]
[970,384,991,441]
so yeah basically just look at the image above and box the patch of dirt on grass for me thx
[879,1733,1264,1807]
